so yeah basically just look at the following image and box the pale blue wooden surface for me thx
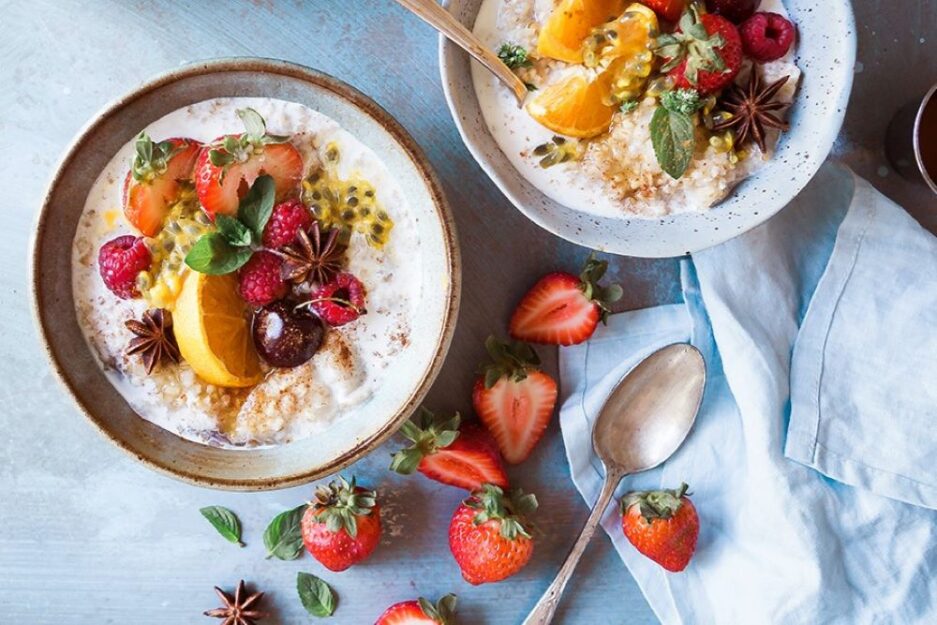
[2,1,935,623]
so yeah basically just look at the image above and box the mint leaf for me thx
[263,504,306,560]
[185,232,253,275]
[199,506,244,547]
[215,214,253,247]
[650,107,694,180]
[238,175,276,240]
[660,89,703,115]
[297,572,336,617]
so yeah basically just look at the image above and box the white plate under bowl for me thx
[440,0,856,258]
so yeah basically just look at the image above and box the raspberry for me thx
[705,0,758,24]
[238,251,288,307]
[308,273,367,327]
[740,12,796,63]
[98,235,152,299]
[262,199,313,249]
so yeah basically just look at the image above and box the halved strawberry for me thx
[194,108,303,220]
[472,338,558,464]
[122,134,200,236]
[375,594,458,625]
[390,408,508,491]
[509,253,623,346]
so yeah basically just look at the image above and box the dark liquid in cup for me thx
[920,97,937,182]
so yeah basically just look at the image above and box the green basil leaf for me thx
[238,175,276,240]
[263,504,307,560]
[237,107,267,140]
[184,232,253,275]
[199,506,244,547]
[215,214,253,247]
[296,572,336,617]
[650,107,694,180]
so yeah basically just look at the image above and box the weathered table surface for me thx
[1,1,935,623]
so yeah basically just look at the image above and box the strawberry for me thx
[621,483,699,572]
[390,408,508,491]
[656,7,743,95]
[639,0,686,22]
[195,108,303,220]
[374,594,458,625]
[472,338,558,464]
[122,133,200,236]
[509,253,623,346]
[300,476,381,572]
[449,484,537,585]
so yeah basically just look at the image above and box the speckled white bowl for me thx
[440,0,856,257]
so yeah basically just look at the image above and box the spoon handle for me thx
[394,0,529,106]
[521,470,625,625]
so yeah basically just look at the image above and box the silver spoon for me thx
[522,343,706,625]
[395,0,529,106]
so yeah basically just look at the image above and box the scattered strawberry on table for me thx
[621,483,700,572]
[300,476,382,572]
[449,484,538,585]
[472,337,558,464]
[390,408,509,491]
[374,594,458,625]
[510,253,623,346]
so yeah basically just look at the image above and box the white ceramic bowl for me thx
[440,0,856,257]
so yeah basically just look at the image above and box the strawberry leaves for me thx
[208,107,290,174]
[311,476,377,538]
[479,336,541,389]
[131,132,181,182]
[578,253,624,323]
[622,483,690,523]
[466,484,538,540]
[418,594,458,624]
[185,175,275,274]
[390,408,461,475]
[655,7,727,86]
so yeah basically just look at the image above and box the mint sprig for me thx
[199,505,244,547]
[263,503,307,561]
[297,572,336,617]
[184,175,275,275]
[650,105,695,180]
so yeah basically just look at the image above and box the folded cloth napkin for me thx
[559,162,937,625]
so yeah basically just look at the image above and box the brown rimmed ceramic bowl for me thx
[30,58,461,491]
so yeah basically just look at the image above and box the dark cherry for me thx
[252,301,325,368]
[705,0,759,23]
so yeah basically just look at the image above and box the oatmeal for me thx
[72,98,422,448]
[472,0,802,218]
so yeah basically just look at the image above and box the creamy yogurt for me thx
[472,0,800,218]
[72,98,421,448]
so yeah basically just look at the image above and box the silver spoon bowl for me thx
[523,343,706,625]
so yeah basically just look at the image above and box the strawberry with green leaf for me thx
[123,132,201,236]
[194,107,304,220]
[375,594,458,625]
[621,483,700,572]
[655,5,742,95]
[472,337,557,464]
[300,476,381,572]
[390,408,508,491]
[509,253,623,346]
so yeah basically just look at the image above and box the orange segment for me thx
[174,272,263,388]
[537,0,627,63]
[526,75,617,139]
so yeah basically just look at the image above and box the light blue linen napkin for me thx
[559,162,937,625]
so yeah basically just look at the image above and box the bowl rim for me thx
[438,0,857,258]
[29,57,462,490]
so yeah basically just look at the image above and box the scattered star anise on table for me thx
[125,308,179,374]
[204,580,267,625]
[712,70,792,153]
[274,222,346,285]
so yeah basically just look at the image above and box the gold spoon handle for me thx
[522,468,627,625]
[394,0,529,106]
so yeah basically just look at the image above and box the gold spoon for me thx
[522,343,706,624]
[394,0,529,106]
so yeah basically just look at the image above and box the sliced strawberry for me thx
[509,253,623,346]
[391,408,508,491]
[375,595,458,625]
[472,338,558,464]
[194,108,303,220]
[122,135,200,236]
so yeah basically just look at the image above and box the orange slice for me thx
[174,272,263,388]
[537,0,627,64]
[526,74,617,139]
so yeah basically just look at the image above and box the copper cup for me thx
[886,83,937,194]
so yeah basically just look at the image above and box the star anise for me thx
[275,222,345,285]
[125,308,179,374]
[204,580,267,625]
[712,70,792,153]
